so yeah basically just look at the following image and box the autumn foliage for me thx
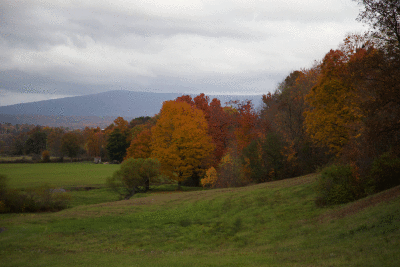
[125,128,152,160]
[177,94,231,165]
[2,1,398,209]
[201,167,218,188]
[84,127,106,157]
[151,100,214,185]
[304,49,364,155]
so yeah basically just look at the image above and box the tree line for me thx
[1,0,398,203]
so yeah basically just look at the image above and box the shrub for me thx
[315,164,363,206]
[0,175,71,213]
[106,158,161,199]
[368,152,400,193]
[42,150,50,162]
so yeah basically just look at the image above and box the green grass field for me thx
[0,164,399,266]
[0,162,120,189]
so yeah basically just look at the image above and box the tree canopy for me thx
[106,158,161,199]
[151,100,214,185]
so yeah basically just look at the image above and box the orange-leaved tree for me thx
[208,98,231,165]
[227,100,259,152]
[151,100,214,186]
[125,128,152,160]
[125,115,158,160]
[177,94,231,166]
[83,127,106,158]
[304,49,364,155]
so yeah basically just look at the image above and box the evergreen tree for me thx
[106,128,129,162]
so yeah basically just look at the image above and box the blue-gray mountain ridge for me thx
[0,90,264,117]
[0,90,264,128]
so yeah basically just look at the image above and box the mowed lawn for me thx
[0,162,120,189]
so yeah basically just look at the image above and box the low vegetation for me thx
[106,158,161,199]
[0,168,399,266]
[0,162,119,189]
[315,152,400,207]
[0,174,71,213]
[0,1,399,265]
[317,164,365,205]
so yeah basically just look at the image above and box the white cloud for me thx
[0,89,72,106]
[0,0,367,101]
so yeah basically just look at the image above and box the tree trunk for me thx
[124,188,136,200]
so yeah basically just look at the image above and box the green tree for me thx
[25,131,47,155]
[106,158,161,199]
[106,128,129,163]
[242,132,286,183]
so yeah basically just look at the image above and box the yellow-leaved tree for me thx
[304,49,364,155]
[201,167,218,188]
[151,100,215,186]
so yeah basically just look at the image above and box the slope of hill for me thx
[0,114,125,129]
[0,172,399,266]
[0,90,264,117]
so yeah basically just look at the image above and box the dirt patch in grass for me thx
[318,185,400,223]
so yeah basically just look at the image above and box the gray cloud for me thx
[0,0,367,106]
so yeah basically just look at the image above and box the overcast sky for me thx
[0,0,367,106]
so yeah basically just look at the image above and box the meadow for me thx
[0,163,399,266]
[0,162,120,189]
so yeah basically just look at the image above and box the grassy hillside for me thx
[0,170,399,266]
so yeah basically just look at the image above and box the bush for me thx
[42,150,50,162]
[106,158,161,199]
[368,152,400,193]
[315,164,363,206]
[0,175,71,213]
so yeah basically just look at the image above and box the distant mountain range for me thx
[0,90,264,128]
